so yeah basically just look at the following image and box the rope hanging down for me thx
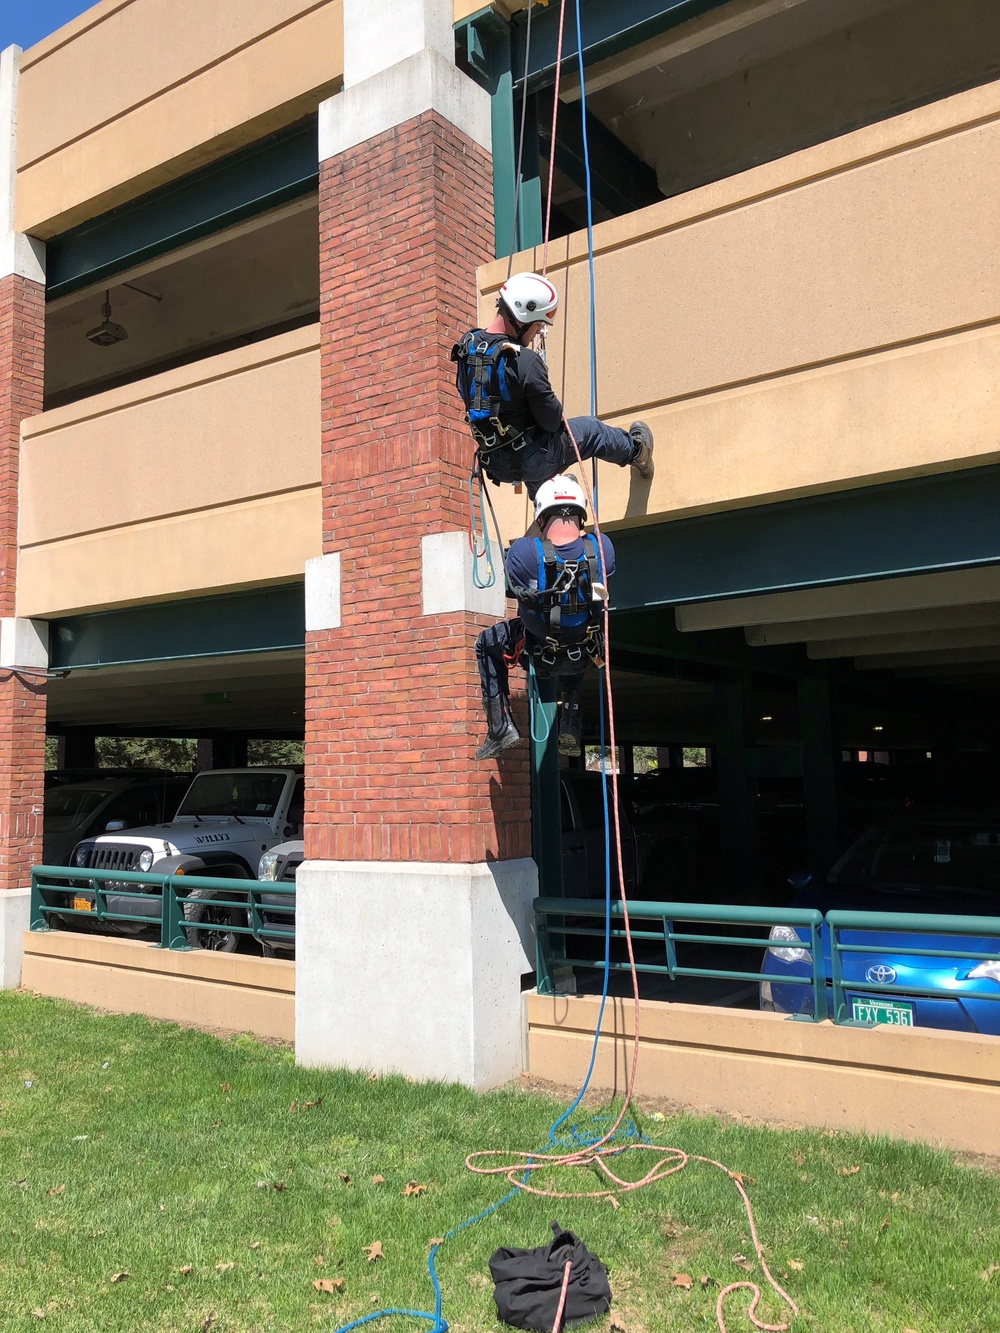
[341,3,798,1331]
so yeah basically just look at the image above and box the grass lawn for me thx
[1,990,998,1333]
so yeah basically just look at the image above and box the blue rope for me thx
[574,0,600,511]
[333,9,639,1330]
[467,471,497,590]
[526,658,553,744]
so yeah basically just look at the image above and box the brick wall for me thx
[0,272,46,891]
[306,110,531,864]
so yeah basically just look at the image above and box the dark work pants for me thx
[483,418,634,498]
[475,619,586,706]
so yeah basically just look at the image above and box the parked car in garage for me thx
[255,839,301,957]
[43,772,190,865]
[65,767,305,950]
[761,815,1000,1034]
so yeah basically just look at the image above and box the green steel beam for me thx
[512,0,730,94]
[46,119,319,301]
[538,90,663,217]
[49,585,304,671]
[457,9,543,258]
[609,465,1000,611]
[529,672,564,898]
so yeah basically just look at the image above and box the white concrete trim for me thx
[0,888,31,988]
[343,0,453,89]
[0,46,45,285]
[304,553,341,632]
[0,618,48,670]
[319,48,491,162]
[295,858,538,1089]
[421,531,507,618]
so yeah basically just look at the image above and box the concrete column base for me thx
[295,858,538,1089]
[0,888,30,988]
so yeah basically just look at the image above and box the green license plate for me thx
[851,999,914,1026]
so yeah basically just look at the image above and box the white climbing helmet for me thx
[498,271,559,327]
[534,474,588,525]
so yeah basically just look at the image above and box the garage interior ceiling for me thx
[44,198,320,408]
[46,651,305,736]
[552,0,1000,214]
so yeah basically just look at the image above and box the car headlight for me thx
[138,849,154,872]
[258,851,279,881]
[967,960,1000,982]
[73,847,89,868]
[767,924,811,964]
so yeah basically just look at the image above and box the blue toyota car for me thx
[760,816,1000,1034]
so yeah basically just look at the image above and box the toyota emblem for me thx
[865,964,897,985]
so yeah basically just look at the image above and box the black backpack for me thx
[451,329,524,450]
[489,1222,612,1330]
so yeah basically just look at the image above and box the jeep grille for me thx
[279,857,302,884]
[86,844,140,872]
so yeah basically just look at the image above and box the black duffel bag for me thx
[489,1221,612,1330]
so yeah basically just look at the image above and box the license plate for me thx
[70,896,93,912]
[851,998,913,1026]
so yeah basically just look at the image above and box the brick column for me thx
[0,46,47,984]
[296,0,536,1089]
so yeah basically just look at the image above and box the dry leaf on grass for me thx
[837,1166,861,1176]
[372,1175,385,1185]
[699,1276,718,1289]
[179,1266,193,1276]
[31,1310,45,1320]
[214,1261,234,1273]
[731,1173,756,1186]
[313,1278,345,1294]
[605,1195,620,1210]
[793,1153,805,1168]
[980,1265,1000,1282]
[109,1271,129,1284]
[249,1242,261,1251]
[732,1254,753,1272]
[402,1181,427,1197]
[670,1274,693,1289]
[45,1185,64,1196]
[429,1238,444,1247]
[788,1260,804,1271]
[364,1242,384,1263]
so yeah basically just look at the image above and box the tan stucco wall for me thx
[17,325,321,617]
[22,930,294,1042]
[482,76,1000,540]
[527,993,1000,1155]
[14,0,515,237]
[16,0,346,237]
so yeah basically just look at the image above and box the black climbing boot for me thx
[558,696,583,758]
[476,695,521,761]
[629,420,655,481]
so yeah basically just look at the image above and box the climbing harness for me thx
[451,330,526,459]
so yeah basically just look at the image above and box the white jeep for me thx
[68,767,304,950]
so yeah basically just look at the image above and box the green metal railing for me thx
[534,897,826,1021]
[828,910,1000,1025]
[30,866,295,952]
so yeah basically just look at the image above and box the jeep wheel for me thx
[182,887,244,952]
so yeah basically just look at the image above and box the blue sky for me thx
[1,0,98,54]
